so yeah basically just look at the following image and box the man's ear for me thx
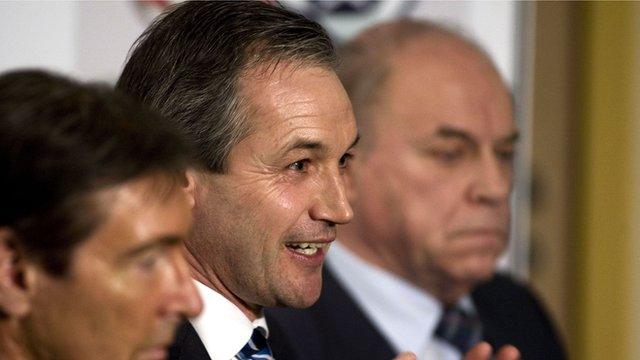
[0,229,30,318]
[183,169,198,209]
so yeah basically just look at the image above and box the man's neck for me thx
[183,246,262,321]
[338,232,471,305]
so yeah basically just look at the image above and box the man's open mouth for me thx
[285,242,330,256]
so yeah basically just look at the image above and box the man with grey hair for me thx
[117,2,416,360]
[266,19,566,360]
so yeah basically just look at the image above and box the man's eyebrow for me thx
[497,131,520,144]
[119,236,182,260]
[435,126,475,143]
[435,126,520,145]
[283,138,325,153]
[282,133,360,153]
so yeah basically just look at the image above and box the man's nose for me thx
[309,170,354,225]
[468,153,512,205]
[166,249,203,318]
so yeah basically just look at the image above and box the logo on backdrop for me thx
[280,0,417,43]
[134,1,416,44]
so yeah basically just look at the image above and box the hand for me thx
[464,342,520,360]
[392,352,417,360]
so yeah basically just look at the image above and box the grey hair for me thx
[117,1,337,173]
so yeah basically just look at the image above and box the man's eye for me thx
[496,149,515,162]
[339,153,353,168]
[288,160,309,171]
[136,255,158,272]
[428,148,463,163]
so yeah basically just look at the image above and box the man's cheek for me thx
[404,198,440,243]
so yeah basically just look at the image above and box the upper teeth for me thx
[288,243,328,255]
[292,243,325,249]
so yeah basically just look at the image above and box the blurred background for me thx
[1,1,639,359]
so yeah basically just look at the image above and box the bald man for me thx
[266,19,565,360]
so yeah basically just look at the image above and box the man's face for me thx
[350,37,518,298]
[189,65,357,311]
[24,175,202,360]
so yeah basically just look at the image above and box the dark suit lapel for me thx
[168,320,212,360]
[471,275,567,360]
[472,277,515,350]
[313,265,397,360]
[267,265,397,360]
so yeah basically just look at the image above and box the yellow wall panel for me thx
[575,3,640,359]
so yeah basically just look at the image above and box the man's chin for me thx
[274,287,321,309]
[452,260,498,285]
[273,279,322,309]
[134,346,169,360]
[271,262,324,308]
[135,325,180,360]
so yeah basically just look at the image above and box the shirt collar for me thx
[326,241,474,354]
[189,280,268,360]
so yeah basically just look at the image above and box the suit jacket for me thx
[168,321,211,360]
[167,315,298,360]
[265,266,567,360]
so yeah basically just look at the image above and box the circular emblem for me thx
[281,0,417,43]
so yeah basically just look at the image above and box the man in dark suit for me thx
[266,19,566,360]
[117,2,369,360]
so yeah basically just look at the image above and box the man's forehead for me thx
[89,175,185,231]
[241,64,339,102]
[373,45,514,143]
[384,32,507,95]
[238,63,352,132]
[391,32,491,70]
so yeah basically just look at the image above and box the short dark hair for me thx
[0,70,193,276]
[116,0,337,173]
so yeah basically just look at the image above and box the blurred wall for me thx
[0,2,77,76]
[530,2,577,353]
[0,1,147,82]
[575,3,640,360]
[533,2,640,359]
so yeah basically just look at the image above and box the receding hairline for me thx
[232,59,341,140]
[341,19,494,69]
[339,19,507,149]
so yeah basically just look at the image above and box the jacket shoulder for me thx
[168,321,211,360]
[473,273,567,360]
[265,267,396,360]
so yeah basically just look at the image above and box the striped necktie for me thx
[234,327,274,360]
[434,305,483,354]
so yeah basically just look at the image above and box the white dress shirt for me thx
[327,241,476,360]
[190,280,269,360]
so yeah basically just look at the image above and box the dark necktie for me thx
[234,327,274,360]
[434,305,483,354]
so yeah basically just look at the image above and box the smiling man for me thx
[190,65,358,314]
[0,70,202,359]
[266,19,566,360]
[116,2,361,360]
